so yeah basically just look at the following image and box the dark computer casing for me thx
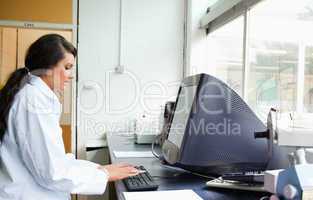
[162,73,289,176]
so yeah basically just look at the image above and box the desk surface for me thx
[107,134,269,200]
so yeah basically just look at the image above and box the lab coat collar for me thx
[28,74,59,102]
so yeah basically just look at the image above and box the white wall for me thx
[78,0,185,149]
[186,0,216,76]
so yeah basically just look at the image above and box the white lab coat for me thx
[0,75,108,200]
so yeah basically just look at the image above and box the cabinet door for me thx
[17,28,72,68]
[0,27,17,87]
[17,28,73,153]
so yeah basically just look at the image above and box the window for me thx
[305,46,313,113]
[201,0,313,119]
[247,0,313,117]
[206,16,244,96]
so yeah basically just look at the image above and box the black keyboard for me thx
[122,166,159,191]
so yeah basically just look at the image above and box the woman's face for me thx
[45,52,75,92]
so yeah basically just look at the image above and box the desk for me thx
[107,134,269,200]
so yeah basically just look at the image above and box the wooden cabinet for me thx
[0,0,72,24]
[17,28,72,68]
[0,27,17,87]
[0,27,73,153]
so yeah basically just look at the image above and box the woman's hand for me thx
[98,163,139,182]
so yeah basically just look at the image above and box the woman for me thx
[0,34,138,200]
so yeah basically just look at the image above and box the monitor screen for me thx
[167,85,198,148]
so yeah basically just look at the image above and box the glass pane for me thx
[247,0,313,119]
[305,46,313,113]
[205,16,244,96]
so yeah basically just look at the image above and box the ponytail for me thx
[0,68,30,141]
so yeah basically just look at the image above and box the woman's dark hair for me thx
[0,34,77,141]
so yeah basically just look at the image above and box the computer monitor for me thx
[162,73,272,176]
